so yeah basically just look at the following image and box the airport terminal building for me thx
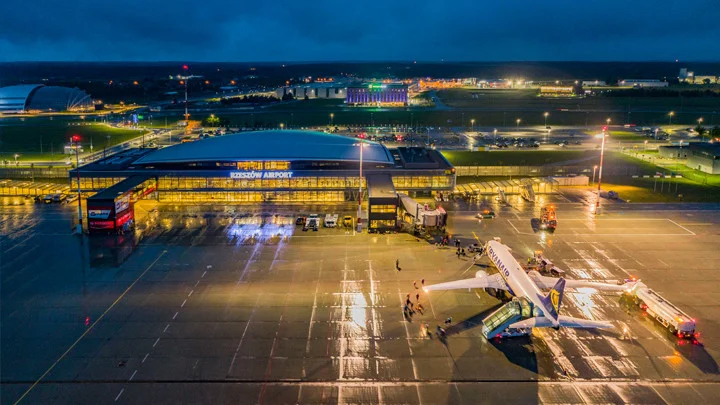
[72,131,455,232]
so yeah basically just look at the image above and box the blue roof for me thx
[0,84,43,112]
[134,130,394,165]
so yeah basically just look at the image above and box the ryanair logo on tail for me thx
[550,289,560,312]
[541,278,565,319]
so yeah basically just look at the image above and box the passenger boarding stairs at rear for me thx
[481,297,535,339]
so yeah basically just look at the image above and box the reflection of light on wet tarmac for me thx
[225,215,294,244]
[566,290,603,321]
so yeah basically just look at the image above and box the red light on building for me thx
[182,64,189,70]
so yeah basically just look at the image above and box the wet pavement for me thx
[3,197,720,404]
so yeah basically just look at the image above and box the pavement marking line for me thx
[163,324,170,333]
[305,259,323,355]
[142,353,149,363]
[398,289,419,381]
[667,219,696,236]
[193,280,200,287]
[173,311,178,320]
[153,338,160,348]
[505,219,526,235]
[129,370,137,381]
[181,299,187,308]
[227,294,261,376]
[114,388,124,402]
[201,270,207,278]
[188,290,193,297]
[471,231,480,242]
[12,250,167,405]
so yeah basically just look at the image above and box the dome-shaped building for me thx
[0,84,92,113]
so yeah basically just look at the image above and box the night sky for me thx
[1,0,718,62]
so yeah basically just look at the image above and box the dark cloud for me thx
[0,0,718,61]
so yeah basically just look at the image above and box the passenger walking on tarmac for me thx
[445,316,452,325]
[421,279,425,286]
[461,248,466,256]
[416,293,420,302]
[413,280,418,289]
[395,259,400,271]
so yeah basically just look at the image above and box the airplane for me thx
[423,240,635,331]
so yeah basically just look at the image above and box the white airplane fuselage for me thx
[486,240,560,326]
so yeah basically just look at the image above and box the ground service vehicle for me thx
[476,208,496,219]
[627,282,697,339]
[52,194,67,203]
[43,194,54,203]
[342,216,353,227]
[535,205,557,232]
[324,214,338,227]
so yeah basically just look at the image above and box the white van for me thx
[324,214,338,227]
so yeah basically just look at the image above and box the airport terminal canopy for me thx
[134,130,395,166]
[0,84,92,113]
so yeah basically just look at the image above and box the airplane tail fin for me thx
[541,278,566,319]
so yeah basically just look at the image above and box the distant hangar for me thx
[0,84,93,113]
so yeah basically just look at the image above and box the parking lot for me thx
[3,198,720,404]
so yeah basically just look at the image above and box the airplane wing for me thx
[508,316,613,330]
[527,271,633,292]
[423,273,508,292]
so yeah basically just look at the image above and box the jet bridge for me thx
[481,297,535,339]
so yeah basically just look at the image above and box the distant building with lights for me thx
[418,79,464,89]
[539,85,580,97]
[619,79,669,88]
[346,83,408,106]
[679,68,718,85]
[0,84,93,113]
[276,83,347,100]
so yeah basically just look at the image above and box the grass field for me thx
[446,149,720,202]
[144,108,720,129]
[0,120,147,161]
[439,150,660,171]
[608,130,649,141]
[598,177,720,203]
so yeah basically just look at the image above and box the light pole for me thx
[592,165,598,183]
[354,142,368,232]
[668,111,674,125]
[280,122,285,130]
[72,135,83,233]
[644,140,648,151]
[516,118,521,130]
[13,153,19,166]
[698,117,704,141]
[595,131,607,215]
[182,64,190,125]
[330,113,334,127]
[470,119,475,133]
[544,112,549,127]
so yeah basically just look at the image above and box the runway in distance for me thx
[424,240,636,331]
